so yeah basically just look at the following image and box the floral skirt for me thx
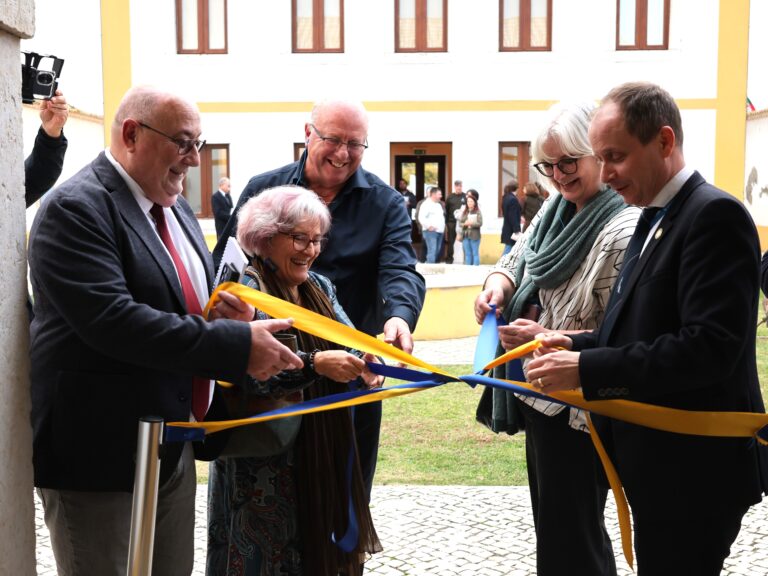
[206,454,302,576]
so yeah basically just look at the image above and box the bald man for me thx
[28,86,301,576]
[213,100,426,502]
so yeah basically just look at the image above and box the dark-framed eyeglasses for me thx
[138,122,206,155]
[309,124,368,155]
[533,157,580,177]
[278,231,329,252]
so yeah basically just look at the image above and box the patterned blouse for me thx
[492,195,640,431]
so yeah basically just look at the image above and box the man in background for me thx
[444,179,466,263]
[211,176,233,239]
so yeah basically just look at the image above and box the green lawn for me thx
[198,302,768,485]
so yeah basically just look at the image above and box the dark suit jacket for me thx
[28,152,252,492]
[211,189,232,238]
[500,193,521,244]
[571,171,768,508]
[25,127,68,207]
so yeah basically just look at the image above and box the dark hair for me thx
[503,180,518,196]
[602,81,683,146]
[466,189,479,201]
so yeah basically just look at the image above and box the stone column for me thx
[0,2,37,575]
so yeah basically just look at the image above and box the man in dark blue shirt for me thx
[213,100,426,498]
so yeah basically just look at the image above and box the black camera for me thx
[21,51,64,104]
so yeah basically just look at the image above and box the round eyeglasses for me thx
[533,157,580,177]
[138,122,206,155]
[278,231,329,252]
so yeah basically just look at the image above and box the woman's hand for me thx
[313,350,366,382]
[360,353,384,389]
[209,290,255,322]
[498,318,544,350]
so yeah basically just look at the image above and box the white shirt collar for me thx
[648,165,695,209]
[104,148,154,216]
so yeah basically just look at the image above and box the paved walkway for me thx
[33,338,768,574]
[34,485,768,575]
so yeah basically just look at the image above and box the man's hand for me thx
[39,90,68,138]
[247,318,303,380]
[526,333,579,393]
[210,290,255,322]
[383,316,413,354]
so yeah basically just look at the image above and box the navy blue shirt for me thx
[213,154,426,337]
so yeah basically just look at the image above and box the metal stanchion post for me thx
[127,416,164,576]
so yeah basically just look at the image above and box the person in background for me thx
[418,186,446,264]
[475,101,640,576]
[500,179,521,256]
[28,86,301,576]
[207,186,382,576]
[460,189,483,265]
[211,176,233,239]
[25,89,69,206]
[444,179,466,263]
[212,99,426,509]
[397,177,417,217]
[529,81,768,575]
[521,181,544,231]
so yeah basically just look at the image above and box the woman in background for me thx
[460,189,483,265]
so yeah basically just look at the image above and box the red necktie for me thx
[150,203,210,421]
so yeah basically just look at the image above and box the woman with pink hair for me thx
[207,185,382,575]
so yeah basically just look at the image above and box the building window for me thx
[293,0,344,52]
[396,0,447,52]
[498,141,530,217]
[616,0,669,50]
[500,0,552,51]
[176,0,228,54]
[183,144,229,218]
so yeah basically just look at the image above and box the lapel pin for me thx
[654,228,663,240]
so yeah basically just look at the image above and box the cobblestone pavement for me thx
[34,486,768,575]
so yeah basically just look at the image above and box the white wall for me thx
[745,112,768,226]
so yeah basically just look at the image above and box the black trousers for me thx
[353,400,381,500]
[444,221,457,263]
[519,400,617,576]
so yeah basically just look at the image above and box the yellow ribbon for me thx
[180,282,768,569]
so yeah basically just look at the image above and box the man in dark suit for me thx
[211,176,233,238]
[527,82,768,574]
[28,86,301,576]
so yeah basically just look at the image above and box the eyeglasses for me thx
[533,157,580,177]
[309,124,368,155]
[278,231,329,252]
[138,122,206,155]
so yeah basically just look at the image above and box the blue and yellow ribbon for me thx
[166,282,768,568]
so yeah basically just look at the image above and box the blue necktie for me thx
[615,206,661,296]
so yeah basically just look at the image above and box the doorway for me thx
[391,142,452,259]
